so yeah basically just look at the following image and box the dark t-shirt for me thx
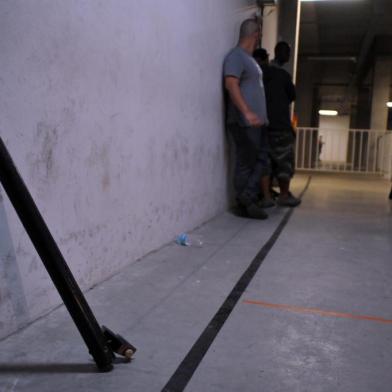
[264,60,296,130]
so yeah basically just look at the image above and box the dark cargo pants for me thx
[228,123,270,206]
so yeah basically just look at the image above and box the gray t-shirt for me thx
[223,46,268,127]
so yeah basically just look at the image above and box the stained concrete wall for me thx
[0,0,256,339]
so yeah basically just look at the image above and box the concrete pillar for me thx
[351,86,371,129]
[277,0,301,82]
[370,58,392,130]
[296,59,316,127]
[261,5,278,60]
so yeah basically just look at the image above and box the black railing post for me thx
[0,137,113,371]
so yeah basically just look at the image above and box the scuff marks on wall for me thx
[59,222,109,248]
[87,140,112,192]
[101,173,111,191]
[27,122,59,184]
[160,132,192,177]
[0,192,30,336]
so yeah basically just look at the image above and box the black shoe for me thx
[231,203,249,218]
[258,198,276,208]
[277,194,301,207]
[270,189,280,199]
[245,203,268,220]
[389,187,392,200]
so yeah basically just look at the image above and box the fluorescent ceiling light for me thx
[307,56,356,62]
[387,102,392,108]
[319,110,338,116]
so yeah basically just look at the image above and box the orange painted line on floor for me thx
[243,299,392,324]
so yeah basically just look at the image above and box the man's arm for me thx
[225,76,263,127]
[285,75,296,103]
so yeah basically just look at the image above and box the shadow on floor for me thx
[0,357,131,374]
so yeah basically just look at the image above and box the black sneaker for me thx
[232,203,248,218]
[246,203,268,220]
[277,194,301,207]
[258,198,276,208]
[270,189,280,199]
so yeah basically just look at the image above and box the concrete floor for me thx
[0,173,391,392]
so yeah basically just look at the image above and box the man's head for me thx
[274,41,291,65]
[239,19,261,51]
[253,48,269,66]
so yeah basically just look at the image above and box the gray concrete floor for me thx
[0,173,391,392]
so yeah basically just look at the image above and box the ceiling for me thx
[295,0,392,122]
[299,0,392,86]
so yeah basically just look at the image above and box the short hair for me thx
[239,19,260,40]
[253,48,269,61]
[275,41,290,55]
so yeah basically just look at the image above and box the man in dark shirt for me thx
[253,47,269,73]
[264,41,301,207]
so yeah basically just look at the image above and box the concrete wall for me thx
[262,5,278,61]
[0,0,256,339]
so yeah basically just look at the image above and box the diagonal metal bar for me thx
[0,137,113,372]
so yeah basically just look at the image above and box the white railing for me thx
[295,128,392,177]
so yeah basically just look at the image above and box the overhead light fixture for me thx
[319,110,338,116]
[301,0,362,2]
[307,56,357,62]
[387,102,392,108]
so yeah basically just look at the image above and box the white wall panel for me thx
[0,0,256,338]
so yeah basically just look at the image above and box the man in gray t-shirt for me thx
[224,19,271,220]
[225,47,268,128]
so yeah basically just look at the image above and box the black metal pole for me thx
[0,137,113,371]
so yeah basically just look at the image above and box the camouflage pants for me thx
[268,128,295,181]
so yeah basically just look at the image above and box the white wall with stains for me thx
[0,1,257,338]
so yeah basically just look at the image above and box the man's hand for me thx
[225,76,263,128]
[244,110,263,127]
